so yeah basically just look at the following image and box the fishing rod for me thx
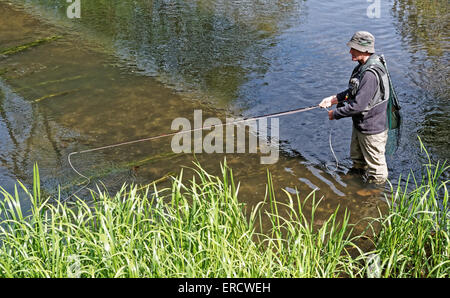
[65,104,321,201]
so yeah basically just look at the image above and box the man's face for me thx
[349,48,367,63]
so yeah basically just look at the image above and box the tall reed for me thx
[366,141,449,277]
[0,152,448,277]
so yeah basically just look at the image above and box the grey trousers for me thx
[350,127,388,184]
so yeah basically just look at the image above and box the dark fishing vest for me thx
[348,54,390,115]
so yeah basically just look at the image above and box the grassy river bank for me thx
[0,149,448,278]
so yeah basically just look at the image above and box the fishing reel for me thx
[348,77,360,97]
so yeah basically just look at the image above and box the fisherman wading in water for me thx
[320,31,391,185]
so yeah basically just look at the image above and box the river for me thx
[0,0,448,224]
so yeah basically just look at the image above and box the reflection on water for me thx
[18,0,304,105]
[391,0,449,166]
[392,0,448,59]
[0,0,448,228]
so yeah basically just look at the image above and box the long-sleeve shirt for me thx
[333,71,387,134]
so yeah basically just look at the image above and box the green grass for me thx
[366,141,449,277]
[0,155,448,277]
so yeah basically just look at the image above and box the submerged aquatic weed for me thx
[0,35,62,56]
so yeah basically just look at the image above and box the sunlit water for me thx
[0,0,448,227]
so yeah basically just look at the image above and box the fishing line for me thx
[325,107,339,173]
[326,127,339,172]
[64,104,321,202]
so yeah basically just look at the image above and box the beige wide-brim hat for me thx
[347,31,375,53]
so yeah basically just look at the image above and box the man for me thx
[319,31,390,184]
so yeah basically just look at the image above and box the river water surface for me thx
[0,0,448,225]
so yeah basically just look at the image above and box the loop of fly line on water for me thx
[64,104,339,202]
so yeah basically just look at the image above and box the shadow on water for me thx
[0,0,448,230]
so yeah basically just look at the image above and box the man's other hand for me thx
[319,95,338,108]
